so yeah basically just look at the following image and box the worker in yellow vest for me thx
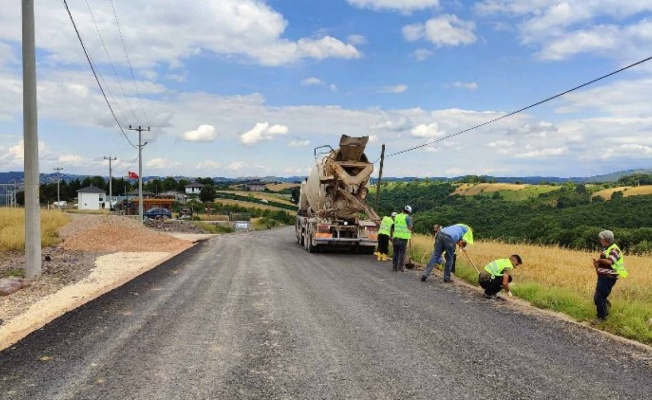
[592,230,627,322]
[478,255,523,299]
[375,212,396,261]
[392,206,413,272]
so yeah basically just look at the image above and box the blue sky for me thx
[1,0,652,179]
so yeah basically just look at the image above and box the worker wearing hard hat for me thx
[392,206,413,272]
[421,223,473,283]
[375,212,396,262]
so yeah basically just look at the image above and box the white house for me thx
[77,186,106,210]
[185,182,204,195]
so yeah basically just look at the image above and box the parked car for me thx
[144,207,172,219]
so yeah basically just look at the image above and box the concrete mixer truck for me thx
[295,135,380,253]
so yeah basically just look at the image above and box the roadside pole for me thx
[22,0,41,278]
[375,144,385,211]
[104,156,116,211]
[54,167,63,209]
[129,126,149,223]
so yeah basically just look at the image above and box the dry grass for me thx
[217,190,295,206]
[0,208,70,252]
[265,183,300,192]
[592,185,652,200]
[214,199,297,213]
[410,233,652,344]
[452,183,527,195]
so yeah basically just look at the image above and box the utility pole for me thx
[375,144,385,211]
[129,125,149,223]
[53,167,63,209]
[22,0,41,278]
[104,156,116,211]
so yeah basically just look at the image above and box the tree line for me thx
[371,175,652,254]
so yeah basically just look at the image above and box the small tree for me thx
[199,184,217,203]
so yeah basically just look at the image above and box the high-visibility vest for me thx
[393,213,411,239]
[602,243,628,278]
[458,224,474,245]
[379,216,394,236]
[484,259,513,279]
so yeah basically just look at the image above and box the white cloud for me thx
[403,15,477,47]
[58,154,85,164]
[146,158,179,169]
[411,122,445,138]
[329,84,338,92]
[183,125,218,142]
[288,140,310,148]
[516,147,569,158]
[412,48,434,61]
[450,81,478,90]
[346,0,439,13]
[240,122,289,145]
[601,144,652,160]
[228,161,247,171]
[196,160,221,169]
[474,1,652,61]
[381,85,408,93]
[301,77,324,86]
[348,34,367,45]
[371,117,414,131]
[0,0,360,68]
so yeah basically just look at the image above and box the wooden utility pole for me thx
[129,125,149,223]
[375,144,385,212]
[23,0,41,278]
[104,156,116,211]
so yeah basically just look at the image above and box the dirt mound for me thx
[61,215,192,253]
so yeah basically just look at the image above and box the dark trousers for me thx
[392,238,408,271]
[377,234,390,254]
[479,274,512,296]
[594,275,617,319]
[423,233,457,280]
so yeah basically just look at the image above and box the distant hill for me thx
[2,169,651,185]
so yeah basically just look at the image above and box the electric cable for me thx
[61,0,137,149]
[110,0,151,127]
[85,0,139,126]
[376,55,652,162]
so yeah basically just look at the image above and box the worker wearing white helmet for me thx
[392,205,413,272]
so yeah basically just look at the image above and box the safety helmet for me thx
[391,212,397,217]
[404,205,412,213]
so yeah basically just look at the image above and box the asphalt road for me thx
[1,227,651,399]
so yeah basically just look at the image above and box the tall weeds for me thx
[0,208,70,252]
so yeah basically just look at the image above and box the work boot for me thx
[377,253,382,261]
[382,254,389,261]
[420,275,427,282]
[374,251,380,256]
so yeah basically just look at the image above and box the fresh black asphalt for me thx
[1,226,650,399]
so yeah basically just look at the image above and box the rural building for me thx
[77,186,106,210]
[185,182,204,195]
[241,180,266,192]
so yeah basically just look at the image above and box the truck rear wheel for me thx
[306,233,316,253]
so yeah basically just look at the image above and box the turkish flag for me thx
[128,171,139,179]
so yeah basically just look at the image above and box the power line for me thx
[110,0,151,127]
[380,54,652,161]
[61,0,136,149]
[84,0,139,126]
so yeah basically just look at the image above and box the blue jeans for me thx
[392,238,408,271]
[594,275,617,319]
[422,233,456,280]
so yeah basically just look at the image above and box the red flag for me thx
[128,171,139,179]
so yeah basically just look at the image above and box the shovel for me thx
[405,239,416,269]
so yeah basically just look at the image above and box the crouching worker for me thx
[375,212,396,261]
[478,255,523,299]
